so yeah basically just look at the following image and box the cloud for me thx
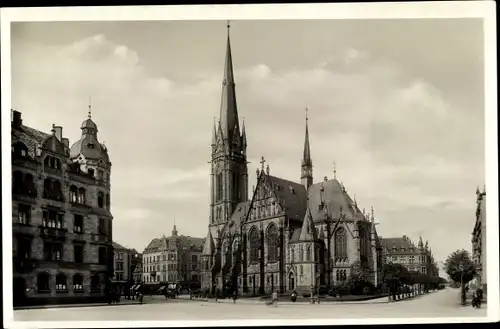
[12,31,484,261]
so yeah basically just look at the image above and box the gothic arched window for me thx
[249,227,260,263]
[12,142,28,158]
[97,191,104,208]
[334,227,348,258]
[78,188,86,204]
[216,173,223,201]
[55,273,67,291]
[37,272,50,293]
[290,247,295,262]
[70,185,78,203]
[12,171,23,193]
[266,224,279,262]
[73,274,84,292]
[299,246,304,262]
[306,245,311,261]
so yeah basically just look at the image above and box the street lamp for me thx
[459,263,465,306]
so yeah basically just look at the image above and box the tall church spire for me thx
[219,21,239,142]
[301,107,313,189]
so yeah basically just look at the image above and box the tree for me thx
[444,249,476,305]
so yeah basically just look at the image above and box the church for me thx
[201,24,383,295]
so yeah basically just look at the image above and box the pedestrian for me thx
[215,288,219,303]
[232,290,237,304]
[272,290,278,307]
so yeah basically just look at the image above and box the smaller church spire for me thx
[241,118,247,148]
[301,107,313,189]
[211,117,217,146]
[172,217,178,236]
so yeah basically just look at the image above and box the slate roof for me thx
[307,178,366,223]
[202,231,215,256]
[113,241,129,251]
[380,237,419,255]
[228,201,251,232]
[143,235,205,254]
[298,208,317,241]
[70,134,110,162]
[12,124,51,158]
[267,175,307,222]
[289,227,303,243]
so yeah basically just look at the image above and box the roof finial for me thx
[260,156,266,172]
[88,94,92,119]
[305,106,309,122]
[227,20,230,30]
[333,161,337,179]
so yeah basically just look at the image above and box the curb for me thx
[15,301,142,311]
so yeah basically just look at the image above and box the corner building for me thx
[200,26,382,295]
[11,110,114,306]
[472,186,486,293]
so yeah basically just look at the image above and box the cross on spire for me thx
[260,156,266,171]
[88,94,92,119]
[333,161,337,179]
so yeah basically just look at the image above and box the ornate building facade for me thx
[472,186,486,293]
[200,25,382,295]
[142,225,204,290]
[11,109,114,306]
[380,235,438,277]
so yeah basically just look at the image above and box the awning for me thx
[157,286,166,293]
[134,285,142,291]
[130,285,137,290]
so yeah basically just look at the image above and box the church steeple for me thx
[301,107,313,189]
[219,21,240,143]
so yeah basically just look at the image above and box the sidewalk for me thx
[15,298,142,310]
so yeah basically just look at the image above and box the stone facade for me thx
[12,110,114,306]
[472,186,486,292]
[200,26,383,295]
[142,225,204,289]
[380,235,438,277]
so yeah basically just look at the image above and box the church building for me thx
[201,24,383,295]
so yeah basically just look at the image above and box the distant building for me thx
[472,186,486,293]
[132,252,143,284]
[11,109,114,306]
[142,225,204,290]
[380,235,438,277]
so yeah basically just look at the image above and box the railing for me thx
[39,226,68,239]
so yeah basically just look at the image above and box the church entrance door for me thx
[289,273,295,291]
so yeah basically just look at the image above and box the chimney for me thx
[62,138,70,149]
[12,110,22,128]
[53,125,63,142]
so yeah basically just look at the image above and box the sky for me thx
[10,19,485,263]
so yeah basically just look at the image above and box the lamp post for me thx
[459,263,465,306]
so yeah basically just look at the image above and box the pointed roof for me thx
[202,230,215,256]
[418,236,424,248]
[299,207,317,241]
[241,119,247,147]
[219,23,240,142]
[301,108,312,167]
[211,119,217,146]
[266,175,307,222]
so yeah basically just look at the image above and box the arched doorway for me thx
[288,272,295,291]
[13,277,26,307]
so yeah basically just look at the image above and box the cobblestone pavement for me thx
[13,288,486,322]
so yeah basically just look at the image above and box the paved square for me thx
[14,289,486,322]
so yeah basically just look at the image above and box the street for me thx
[14,288,486,322]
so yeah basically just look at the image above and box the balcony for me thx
[39,226,68,240]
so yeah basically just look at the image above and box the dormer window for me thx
[401,248,405,252]
[87,143,95,149]
[88,168,95,176]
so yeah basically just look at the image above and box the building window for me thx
[74,244,84,263]
[401,248,405,252]
[192,264,197,270]
[55,273,67,291]
[409,256,415,263]
[249,227,260,263]
[215,173,223,201]
[70,185,78,203]
[192,254,197,262]
[98,170,104,181]
[266,224,279,262]
[44,242,62,261]
[17,237,31,260]
[42,210,64,229]
[97,191,104,208]
[163,255,166,261]
[99,247,107,264]
[300,265,303,275]
[44,156,61,170]
[334,228,347,258]
[43,178,64,201]
[74,214,83,233]
[88,168,95,176]
[306,245,311,261]
[37,272,51,293]
[105,194,110,210]
[91,275,100,291]
[17,204,31,225]
[78,188,86,204]
[99,218,107,235]
[12,142,28,158]
[73,274,84,292]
